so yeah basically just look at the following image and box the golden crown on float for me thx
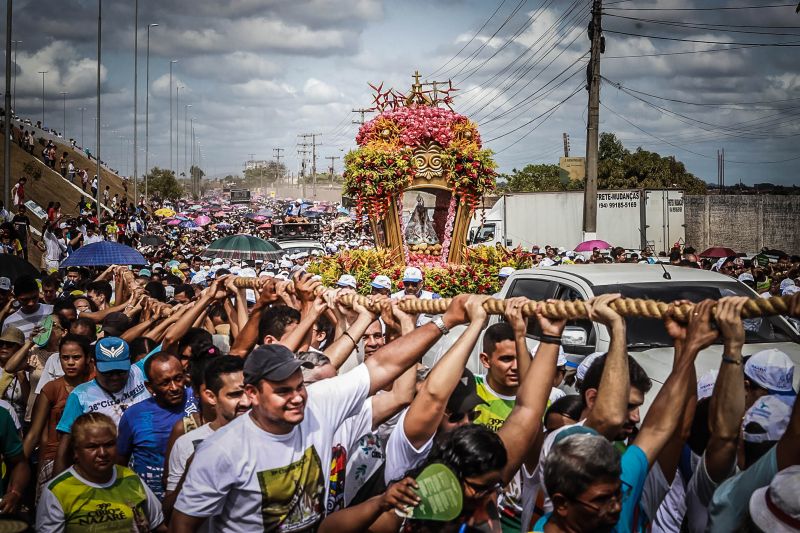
[344,71,497,266]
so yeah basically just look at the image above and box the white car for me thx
[274,239,326,257]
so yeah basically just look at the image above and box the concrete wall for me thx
[685,195,800,255]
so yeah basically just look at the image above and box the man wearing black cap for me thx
[171,294,480,533]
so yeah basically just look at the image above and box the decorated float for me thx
[344,72,497,267]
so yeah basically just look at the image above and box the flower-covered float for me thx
[344,72,497,266]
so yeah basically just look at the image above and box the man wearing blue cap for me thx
[53,337,152,475]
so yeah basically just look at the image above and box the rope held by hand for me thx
[231,277,794,322]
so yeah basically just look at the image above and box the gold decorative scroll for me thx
[413,142,444,180]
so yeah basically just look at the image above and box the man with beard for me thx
[116,353,197,500]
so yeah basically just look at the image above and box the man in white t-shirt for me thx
[2,275,53,337]
[172,295,474,532]
[165,356,251,500]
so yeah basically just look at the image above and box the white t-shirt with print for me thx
[383,407,435,484]
[174,363,371,533]
[328,399,374,512]
[166,423,215,492]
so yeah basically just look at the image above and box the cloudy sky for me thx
[6,0,799,185]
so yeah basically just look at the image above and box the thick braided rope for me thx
[231,277,793,322]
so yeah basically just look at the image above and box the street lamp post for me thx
[133,0,138,202]
[5,2,12,210]
[184,103,191,181]
[169,59,178,177]
[144,23,158,201]
[95,0,102,211]
[38,70,47,128]
[11,40,20,114]
[79,107,86,148]
[176,84,182,177]
[59,91,67,138]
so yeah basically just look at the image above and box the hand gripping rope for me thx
[230,277,797,323]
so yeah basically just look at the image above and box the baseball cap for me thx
[279,259,292,269]
[748,465,800,533]
[0,326,24,346]
[371,275,392,290]
[446,368,487,415]
[779,278,796,291]
[531,343,567,366]
[95,337,131,373]
[737,272,755,283]
[697,369,718,401]
[244,344,314,385]
[337,274,357,289]
[402,266,423,283]
[151,262,163,270]
[138,269,152,278]
[498,266,515,279]
[576,352,605,382]
[0,277,10,291]
[743,395,792,443]
[745,349,796,393]
[552,425,600,445]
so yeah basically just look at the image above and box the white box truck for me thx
[467,189,685,253]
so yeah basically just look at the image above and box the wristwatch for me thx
[432,315,450,336]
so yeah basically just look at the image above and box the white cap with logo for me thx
[743,395,792,443]
[371,275,392,290]
[498,266,515,278]
[402,266,423,283]
[336,274,357,289]
[745,349,796,393]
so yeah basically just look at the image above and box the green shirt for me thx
[474,375,516,433]
[0,407,22,495]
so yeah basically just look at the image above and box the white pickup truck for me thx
[474,264,800,412]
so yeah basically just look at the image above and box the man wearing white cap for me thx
[498,266,515,280]
[745,348,796,408]
[370,275,392,297]
[336,274,357,290]
[391,266,435,300]
[747,465,800,533]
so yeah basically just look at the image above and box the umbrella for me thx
[61,241,146,267]
[699,247,736,258]
[139,235,165,247]
[189,205,203,211]
[253,215,266,222]
[574,239,611,252]
[216,222,233,229]
[194,215,211,226]
[337,206,350,215]
[257,223,273,229]
[203,234,283,261]
[166,219,182,226]
[0,254,40,282]
[213,211,226,217]
[180,220,198,229]
[304,211,322,218]
[154,208,175,217]
[256,208,275,217]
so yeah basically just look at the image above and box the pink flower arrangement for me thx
[356,105,482,149]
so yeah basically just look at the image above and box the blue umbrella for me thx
[61,241,146,267]
[337,206,350,215]
[180,220,198,228]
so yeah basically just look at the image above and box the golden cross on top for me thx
[412,70,422,86]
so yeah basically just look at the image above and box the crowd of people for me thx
[0,228,797,531]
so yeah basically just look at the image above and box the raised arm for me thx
[400,295,487,449]
[584,294,630,438]
[280,294,327,353]
[705,297,749,482]
[323,294,377,370]
[3,338,35,374]
[162,278,227,353]
[364,294,471,397]
[504,296,531,378]
[497,300,566,483]
[229,279,279,357]
[634,300,717,466]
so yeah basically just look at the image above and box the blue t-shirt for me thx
[532,445,650,533]
[116,388,197,500]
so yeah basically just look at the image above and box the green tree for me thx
[146,167,183,200]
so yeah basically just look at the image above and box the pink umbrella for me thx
[253,215,266,222]
[257,223,273,229]
[574,239,611,252]
[214,211,226,217]
[194,215,211,226]
[166,219,182,226]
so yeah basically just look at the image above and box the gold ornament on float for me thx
[413,142,444,180]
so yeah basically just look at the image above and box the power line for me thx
[604,29,800,45]
[601,102,800,164]
[604,3,796,11]
[429,0,510,77]
[485,82,583,142]
[603,13,800,36]
[603,42,800,58]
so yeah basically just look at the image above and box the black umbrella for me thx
[0,254,40,282]
[140,235,165,247]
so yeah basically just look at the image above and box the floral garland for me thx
[439,195,457,263]
[344,104,497,220]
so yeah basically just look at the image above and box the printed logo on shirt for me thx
[256,446,324,532]
[326,444,347,514]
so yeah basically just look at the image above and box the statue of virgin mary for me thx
[405,195,439,246]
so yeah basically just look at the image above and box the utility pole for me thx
[299,133,321,197]
[11,40,20,114]
[297,143,310,199]
[176,85,182,177]
[562,132,570,157]
[79,107,86,147]
[582,0,603,240]
[352,108,371,125]
[326,156,340,188]
[273,147,284,183]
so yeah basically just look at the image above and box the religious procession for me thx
[0,1,799,532]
